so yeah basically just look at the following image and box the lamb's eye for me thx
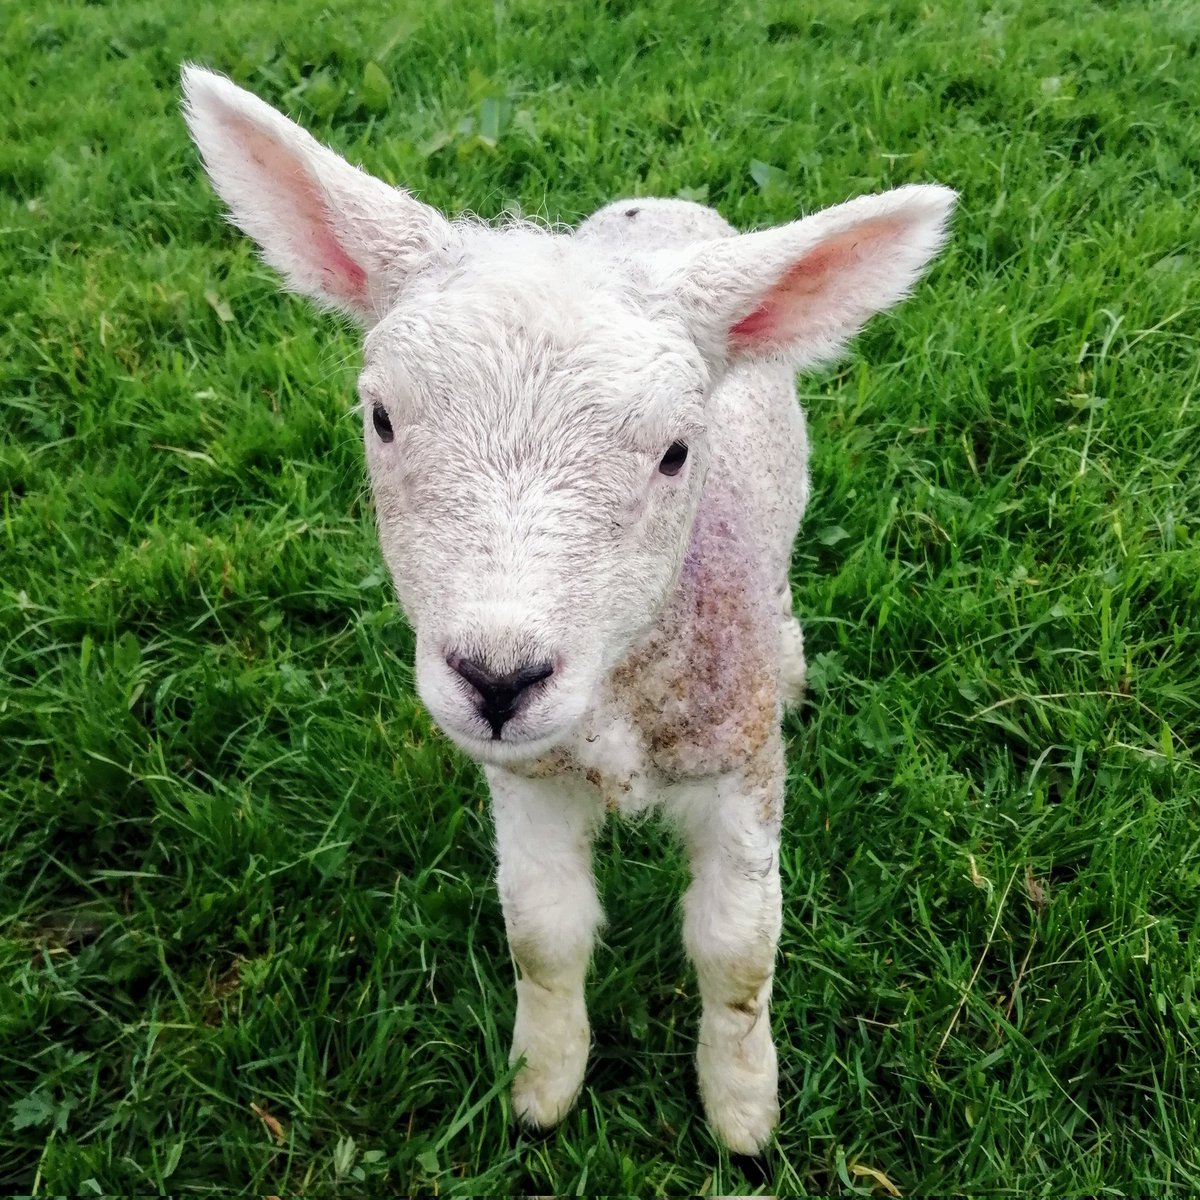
[372,403,394,443]
[658,440,688,477]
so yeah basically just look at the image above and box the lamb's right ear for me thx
[181,65,453,325]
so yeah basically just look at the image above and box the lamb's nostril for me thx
[446,654,555,738]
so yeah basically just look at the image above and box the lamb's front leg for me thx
[672,752,784,1154]
[486,767,604,1128]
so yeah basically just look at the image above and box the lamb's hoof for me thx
[508,985,589,1130]
[704,1094,779,1155]
[697,1030,779,1154]
[510,1061,584,1129]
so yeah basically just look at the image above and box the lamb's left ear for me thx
[669,184,956,369]
[181,64,455,325]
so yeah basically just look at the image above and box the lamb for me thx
[181,64,955,1154]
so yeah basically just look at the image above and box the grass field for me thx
[3,0,1199,1193]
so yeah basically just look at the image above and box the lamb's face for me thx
[360,234,710,765]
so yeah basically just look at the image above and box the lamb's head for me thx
[182,66,955,766]
[357,240,715,766]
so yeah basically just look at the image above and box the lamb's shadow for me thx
[588,815,697,1082]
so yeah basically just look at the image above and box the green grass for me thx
[2,0,1198,1193]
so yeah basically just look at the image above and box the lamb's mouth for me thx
[437,720,572,768]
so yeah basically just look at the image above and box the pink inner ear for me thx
[231,116,367,302]
[727,218,903,351]
[307,221,367,297]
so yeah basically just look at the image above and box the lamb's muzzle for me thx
[446,653,555,738]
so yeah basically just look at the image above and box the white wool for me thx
[182,64,955,1153]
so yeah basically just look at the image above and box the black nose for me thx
[446,654,554,738]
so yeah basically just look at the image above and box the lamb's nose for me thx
[446,654,554,738]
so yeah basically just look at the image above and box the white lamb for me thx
[182,65,955,1153]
